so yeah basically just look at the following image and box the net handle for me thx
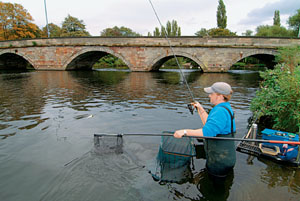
[94,133,300,145]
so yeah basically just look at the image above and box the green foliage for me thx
[93,55,127,68]
[255,25,294,37]
[163,57,184,67]
[195,27,236,36]
[250,45,300,133]
[208,28,236,36]
[242,30,253,36]
[287,9,300,36]
[100,26,141,37]
[161,57,198,69]
[195,28,208,36]
[150,20,181,36]
[217,0,227,29]
[61,14,90,37]
[42,23,62,37]
[273,10,281,26]
[275,45,300,73]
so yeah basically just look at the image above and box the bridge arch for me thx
[229,49,277,70]
[0,50,35,70]
[62,47,131,70]
[150,51,206,71]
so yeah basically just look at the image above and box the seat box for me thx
[261,128,299,161]
[261,128,299,142]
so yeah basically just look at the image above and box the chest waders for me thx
[204,106,236,177]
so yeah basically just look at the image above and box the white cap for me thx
[204,82,232,95]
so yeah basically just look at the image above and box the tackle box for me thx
[261,128,299,142]
[261,128,299,161]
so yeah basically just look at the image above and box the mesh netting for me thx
[93,134,197,183]
[150,136,196,183]
[93,135,123,154]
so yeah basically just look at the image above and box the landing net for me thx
[150,136,196,183]
[94,135,123,155]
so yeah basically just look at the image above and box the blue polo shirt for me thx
[202,102,236,137]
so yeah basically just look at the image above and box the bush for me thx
[250,46,300,133]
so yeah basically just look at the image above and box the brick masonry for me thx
[0,37,299,72]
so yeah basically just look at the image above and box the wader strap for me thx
[220,106,235,136]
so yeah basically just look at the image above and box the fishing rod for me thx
[148,0,196,114]
[94,133,300,145]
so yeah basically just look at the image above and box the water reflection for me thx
[195,170,234,201]
[1,69,299,201]
[259,158,300,194]
[150,136,234,200]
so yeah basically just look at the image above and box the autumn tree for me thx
[0,2,41,40]
[61,14,90,37]
[217,0,227,29]
[100,26,141,36]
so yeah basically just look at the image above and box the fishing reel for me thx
[187,103,194,115]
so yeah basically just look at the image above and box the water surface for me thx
[0,69,299,201]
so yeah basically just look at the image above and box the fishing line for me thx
[148,0,196,113]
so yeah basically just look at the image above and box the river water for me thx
[0,69,299,201]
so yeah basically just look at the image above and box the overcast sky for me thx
[4,0,300,36]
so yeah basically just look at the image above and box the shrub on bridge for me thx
[250,45,300,133]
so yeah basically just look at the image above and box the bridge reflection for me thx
[0,70,260,140]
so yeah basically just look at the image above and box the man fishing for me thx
[174,82,236,177]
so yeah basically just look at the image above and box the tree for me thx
[41,23,61,37]
[208,28,236,36]
[149,20,181,36]
[195,27,236,36]
[153,27,160,36]
[61,14,90,37]
[195,28,208,36]
[0,2,41,40]
[273,10,281,26]
[255,25,294,37]
[217,0,227,29]
[242,30,253,36]
[100,26,141,36]
[288,9,300,37]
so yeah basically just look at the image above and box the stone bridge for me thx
[0,36,300,72]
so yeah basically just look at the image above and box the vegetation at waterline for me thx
[231,57,267,70]
[250,45,300,133]
[93,55,127,69]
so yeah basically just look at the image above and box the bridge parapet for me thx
[1,36,300,48]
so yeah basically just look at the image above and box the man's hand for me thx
[192,101,202,110]
[174,130,185,138]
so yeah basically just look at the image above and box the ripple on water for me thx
[41,147,146,201]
